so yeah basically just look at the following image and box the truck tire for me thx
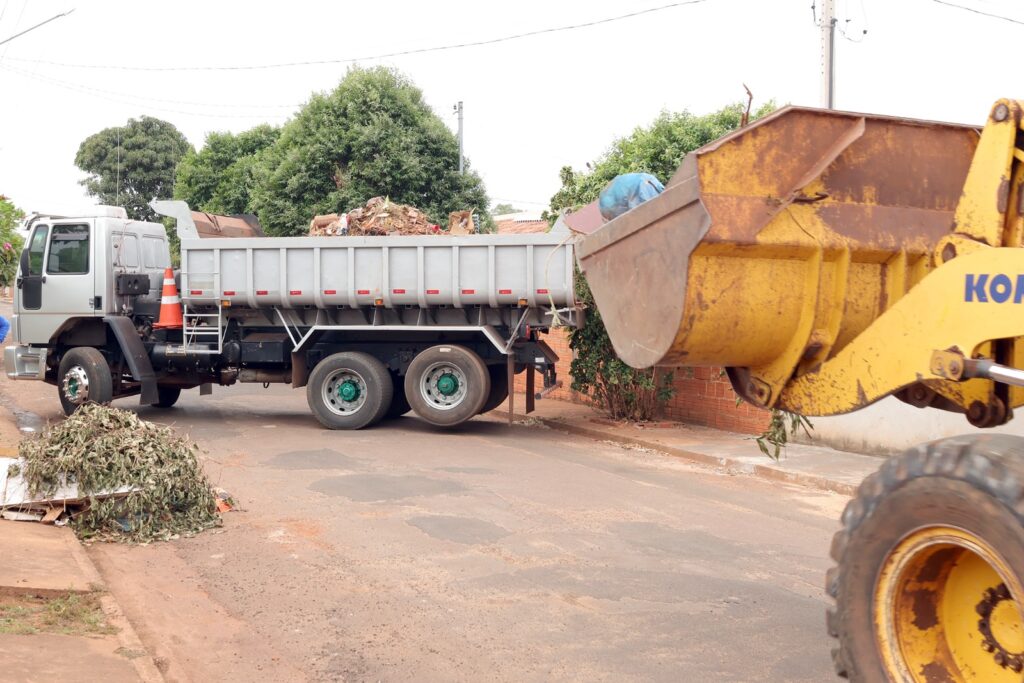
[480,365,510,414]
[151,386,181,409]
[827,434,1024,681]
[405,345,490,427]
[307,352,392,430]
[385,371,411,419]
[57,347,113,416]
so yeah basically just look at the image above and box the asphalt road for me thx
[4,377,846,682]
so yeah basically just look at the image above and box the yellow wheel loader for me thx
[578,100,1024,681]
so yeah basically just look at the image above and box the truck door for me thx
[17,222,97,345]
[18,223,48,311]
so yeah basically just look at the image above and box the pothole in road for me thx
[309,474,465,502]
[12,407,44,435]
[434,466,496,475]
[407,515,510,545]
[265,449,361,470]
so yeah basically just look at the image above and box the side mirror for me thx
[18,247,28,282]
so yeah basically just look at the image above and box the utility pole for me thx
[454,101,464,175]
[819,0,836,109]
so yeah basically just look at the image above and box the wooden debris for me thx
[308,197,449,237]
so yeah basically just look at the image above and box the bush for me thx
[569,276,674,421]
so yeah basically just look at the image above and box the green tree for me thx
[557,101,775,421]
[250,66,489,235]
[0,196,26,287]
[174,125,280,215]
[492,203,521,215]
[75,116,192,222]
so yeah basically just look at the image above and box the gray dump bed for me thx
[179,233,575,310]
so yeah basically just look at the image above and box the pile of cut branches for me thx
[17,404,220,542]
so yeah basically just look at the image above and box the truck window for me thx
[46,224,90,275]
[113,234,140,267]
[142,236,169,268]
[26,225,48,275]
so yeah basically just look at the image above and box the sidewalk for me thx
[0,392,163,682]
[0,521,163,682]
[514,399,881,496]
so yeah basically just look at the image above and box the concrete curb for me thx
[535,417,861,497]
[66,539,165,683]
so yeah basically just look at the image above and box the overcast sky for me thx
[0,0,1019,218]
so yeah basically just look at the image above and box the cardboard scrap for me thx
[0,456,138,524]
[448,210,474,235]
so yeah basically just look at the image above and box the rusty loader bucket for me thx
[577,105,989,416]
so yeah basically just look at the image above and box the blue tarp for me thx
[598,173,665,221]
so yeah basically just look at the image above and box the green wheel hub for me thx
[436,373,459,396]
[338,379,360,402]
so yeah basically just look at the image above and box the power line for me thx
[4,0,712,73]
[932,0,1024,25]
[0,0,27,63]
[0,63,295,119]
[0,62,299,110]
[0,8,73,48]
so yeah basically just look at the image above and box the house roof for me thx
[496,219,550,234]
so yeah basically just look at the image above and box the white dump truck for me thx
[5,201,579,429]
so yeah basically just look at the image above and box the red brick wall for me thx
[516,328,770,434]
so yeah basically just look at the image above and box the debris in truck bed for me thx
[308,197,442,236]
[448,210,475,235]
[9,404,221,542]
[308,213,348,236]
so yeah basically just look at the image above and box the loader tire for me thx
[151,386,181,409]
[405,345,489,427]
[307,352,392,430]
[58,347,113,416]
[827,435,1024,682]
[480,365,510,414]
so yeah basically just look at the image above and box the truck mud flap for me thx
[104,316,159,404]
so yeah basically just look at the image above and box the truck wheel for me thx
[479,365,510,414]
[57,347,113,416]
[405,345,489,427]
[151,386,181,409]
[385,371,411,419]
[307,352,392,430]
[827,435,1024,681]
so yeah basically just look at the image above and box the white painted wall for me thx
[792,396,1024,456]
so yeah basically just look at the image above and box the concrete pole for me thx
[456,101,465,174]
[820,0,836,109]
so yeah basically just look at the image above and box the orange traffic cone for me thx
[153,267,183,329]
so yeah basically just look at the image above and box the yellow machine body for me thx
[578,100,1024,426]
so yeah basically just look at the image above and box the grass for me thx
[0,592,118,637]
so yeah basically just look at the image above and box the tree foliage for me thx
[75,116,192,222]
[249,66,489,235]
[557,101,775,421]
[492,203,521,215]
[548,102,776,218]
[174,125,280,215]
[0,196,26,286]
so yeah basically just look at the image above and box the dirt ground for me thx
[1,369,846,682]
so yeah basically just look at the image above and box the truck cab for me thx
[7,206,169,380]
